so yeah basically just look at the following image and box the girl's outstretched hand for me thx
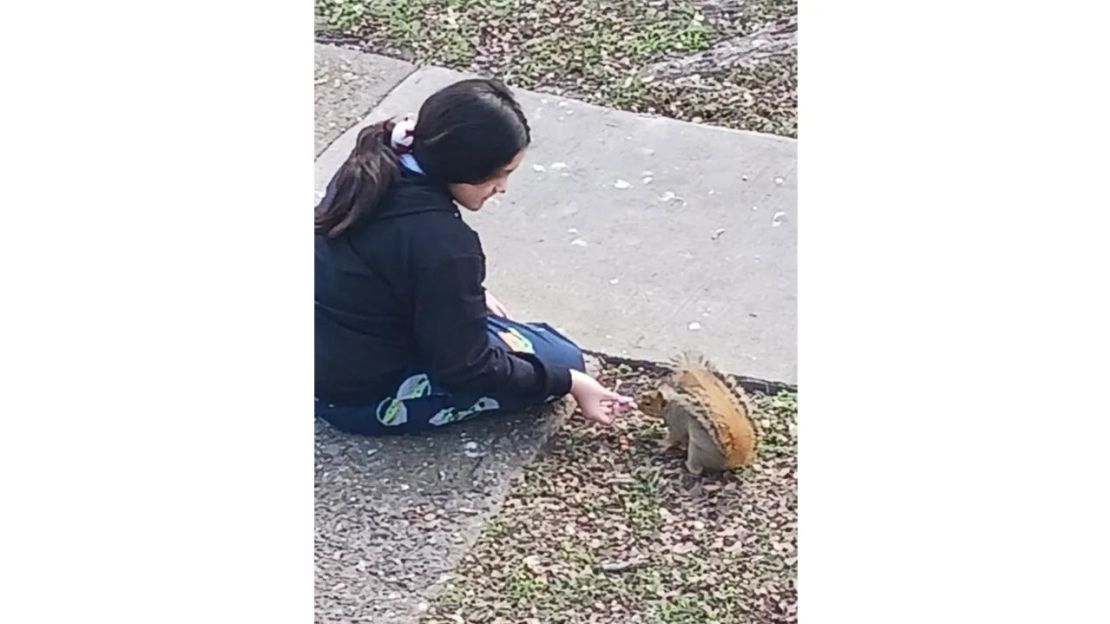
[569,369,636,426]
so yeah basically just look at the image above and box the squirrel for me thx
[638,352,757,474]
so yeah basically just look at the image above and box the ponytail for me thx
[315,120,401,238]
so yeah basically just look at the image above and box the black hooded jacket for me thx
[315,168,572,405]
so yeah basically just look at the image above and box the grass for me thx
[316,0,798,137]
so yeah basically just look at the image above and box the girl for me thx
[315,78,634,435]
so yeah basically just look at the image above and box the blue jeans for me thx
[315,317,585,435]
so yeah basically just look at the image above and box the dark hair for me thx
[315,78,531,238]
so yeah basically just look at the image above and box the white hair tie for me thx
[390,115,416,154]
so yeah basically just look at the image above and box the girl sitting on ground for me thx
[315,78,634,435]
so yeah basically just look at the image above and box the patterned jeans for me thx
[315,317,586,435]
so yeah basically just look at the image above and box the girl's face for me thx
[448,150,527,212]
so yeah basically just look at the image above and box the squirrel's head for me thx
[638,386,669,419]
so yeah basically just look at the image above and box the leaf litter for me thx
[316,0,798,138]
[423,357,798,624]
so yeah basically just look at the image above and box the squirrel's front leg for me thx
[660,401,691,451]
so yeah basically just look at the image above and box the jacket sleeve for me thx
[412,254,572,400]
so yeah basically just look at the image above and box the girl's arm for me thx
[412,254,571,400]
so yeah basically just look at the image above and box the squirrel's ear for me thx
[659,384,677,400]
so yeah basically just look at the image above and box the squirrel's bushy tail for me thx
[670,350,718,372]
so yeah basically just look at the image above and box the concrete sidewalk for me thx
[313,43,796,624]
